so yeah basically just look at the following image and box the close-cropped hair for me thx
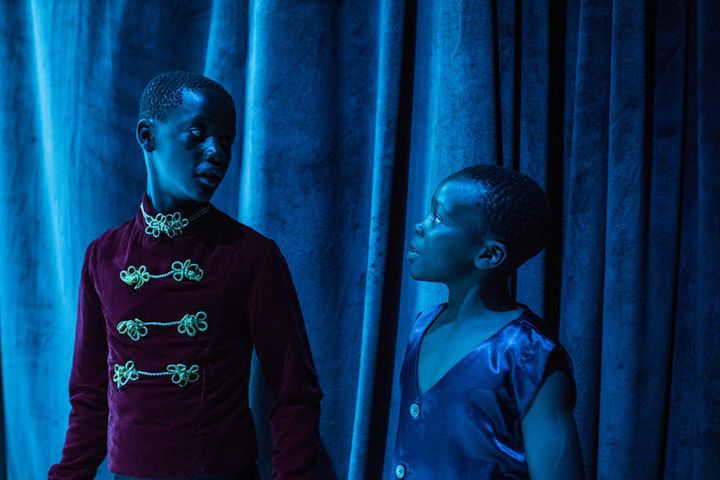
[138,71,234,121]
[448,164,552,270]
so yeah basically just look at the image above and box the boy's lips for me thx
[407,245,420,260]
[194,168,224,185]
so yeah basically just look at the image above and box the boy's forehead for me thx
[165,88,236,125]
[434,177,488,212]
[178,89,205,109]
[437,179,491,237]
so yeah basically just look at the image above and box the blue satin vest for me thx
[392,303,575,479]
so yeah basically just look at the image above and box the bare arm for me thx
[522,370,584,480]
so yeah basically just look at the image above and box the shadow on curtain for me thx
[0,1,717,479]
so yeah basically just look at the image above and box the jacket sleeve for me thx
[48,240,109,479]
[249,240,323,480]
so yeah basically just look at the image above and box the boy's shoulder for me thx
[515,308,557,341]
[90,216,135,250]
[209,208,285,257]
[410,303,563,351]
[514,310,576,370]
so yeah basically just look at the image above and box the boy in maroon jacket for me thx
[49,72,322,480]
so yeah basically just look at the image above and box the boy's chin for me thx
[186,192,214,204]
[408,265,435,282]
[409,264,452,283]
[190,183,220,201]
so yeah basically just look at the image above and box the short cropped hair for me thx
[139,71,234,120]
[447,164,552,270]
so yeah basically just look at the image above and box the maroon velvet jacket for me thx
[49,193,322,479]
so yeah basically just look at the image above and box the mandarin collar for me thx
[135,192,213,239]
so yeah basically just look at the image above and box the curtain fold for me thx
[1,1,718,479]
[346,1,411,479]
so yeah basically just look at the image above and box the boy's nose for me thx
[204,137,228,166]
[414,222,423,236]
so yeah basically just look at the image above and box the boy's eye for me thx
[189,128,206,138]
[432,211,442,224]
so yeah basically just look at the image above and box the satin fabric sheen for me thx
[392,303,575,479]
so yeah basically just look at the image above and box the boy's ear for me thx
[474,240,507,270]
[136,119,155,152]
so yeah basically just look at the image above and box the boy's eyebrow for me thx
[189,115,214,124]
[188,116,236,135]
[431,196,447,213]
[437,195,462,218]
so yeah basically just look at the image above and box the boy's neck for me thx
[146,186,206,214]
[442,276,521,326]
[147,188,174,213]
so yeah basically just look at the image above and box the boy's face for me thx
[407,178,488,283]
[146,88,236,204]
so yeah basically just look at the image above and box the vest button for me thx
[409,402,420,418]
[395,464,406,478]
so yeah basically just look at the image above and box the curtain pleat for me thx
[0,1,717,479]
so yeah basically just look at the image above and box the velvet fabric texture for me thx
[47,194,322,479]
[0,1,718,479]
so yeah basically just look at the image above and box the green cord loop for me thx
[116,318,148,341]
[144,211,189,238]
[112,361,202,389]
[167,363,200,387]
[120,260,203,289]
[113,361,139,389]
[171,259,204,282]
[117,311,208,340]
[120,265,150,289]
[177,311,208,337]
[139,203,210,239]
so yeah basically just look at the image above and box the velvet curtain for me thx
[0,1,717,479]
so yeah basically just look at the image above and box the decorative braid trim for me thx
[140,203,211,238]
[117,311,208,341]
[112,360,201,389]
[112,360,139,388]
[120,259,203,289]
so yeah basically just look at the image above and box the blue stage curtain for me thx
[0,1,717,479]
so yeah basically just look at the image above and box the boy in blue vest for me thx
[393,164,584,479]
[49,71,322,480]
